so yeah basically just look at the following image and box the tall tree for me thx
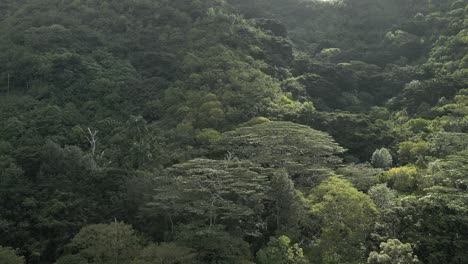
[307,177,378,263]
[147,159,270,235]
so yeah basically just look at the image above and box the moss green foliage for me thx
[0,0,467,263]
[0,246,25,264]
[306,177,378,263]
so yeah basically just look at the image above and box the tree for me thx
[368,239,419,264]
[435,150,468,191]
[218,121,344,186]
[175,224,254,264]
[371,148,393,169]
[270,171,297,231]
[30,142,132,261]
[305,112,394,162]
[397,141,429,165]
[368,184,396,210]
[307,177,378,263]
[382,167,419,193]
[55,255,88,264]
[336,164,383,192]
[428,132,468,158]
[126,116,154,169]
[256,235,308,264]
[372,189,468,263]
[57,222,142,264]
[147,159,269,233]
[131,243,196,264]
[0,246,24,264]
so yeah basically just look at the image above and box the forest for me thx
[0,0,467,263]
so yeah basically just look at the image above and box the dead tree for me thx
[86,128,98,156]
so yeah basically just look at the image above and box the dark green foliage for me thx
[57,222,141,264]
[269,170,300,233]
[0,142,133,262]
[132,243,197,264]
[373,189,468,264]
[303,112,395,161]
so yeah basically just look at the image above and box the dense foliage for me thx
[0,0,466,263]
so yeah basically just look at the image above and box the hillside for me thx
[0,0,467,263]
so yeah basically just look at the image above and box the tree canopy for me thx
[0,0,467,263]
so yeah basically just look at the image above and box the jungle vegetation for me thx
[0,0,467,263]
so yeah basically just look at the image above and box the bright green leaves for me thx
[309,177,378,234]
[319,48,343,63]
[382,166,419,193]
[256,235,309,264]
[397,141,429,165]
[368,239,419,264]
[307,177,378,263]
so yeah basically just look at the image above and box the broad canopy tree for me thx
[217,121,345,186]
[147,158,270,235]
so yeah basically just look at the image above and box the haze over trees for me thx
[0,0,467,263]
